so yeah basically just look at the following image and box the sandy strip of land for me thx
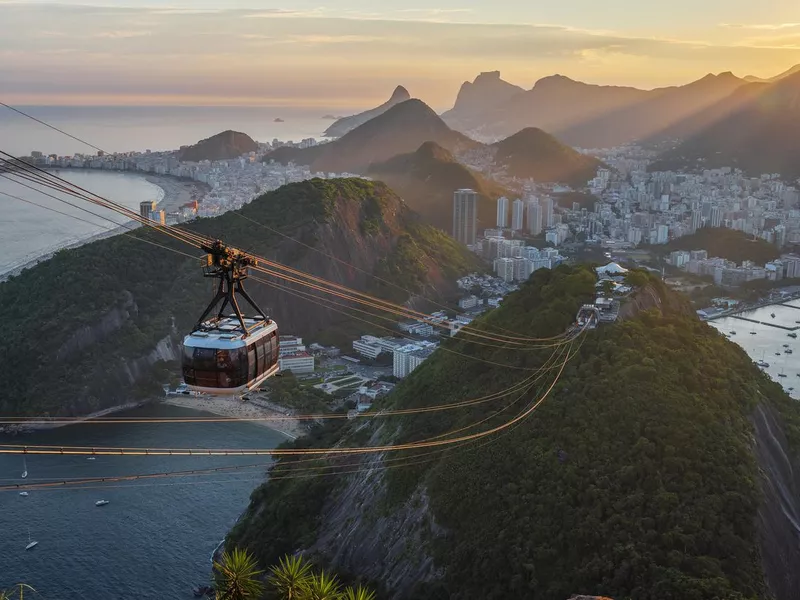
[144,174,209,213]
[162,395,303,440]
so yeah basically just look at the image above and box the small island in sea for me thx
[273,117,285,122]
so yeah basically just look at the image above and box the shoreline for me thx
[0,401,146,434]
[0,169,209,281]
[162,395,303,440]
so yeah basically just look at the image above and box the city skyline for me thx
[2,0,800,108]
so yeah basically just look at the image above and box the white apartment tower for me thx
[710,206,723,228]
[511,199,524,231]
[496,196,509,228]
[453,189,477,246]
[527,199,542,235]
[541,197,554,228]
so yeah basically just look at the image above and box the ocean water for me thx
[0,170,163,276]
[708,299,800,399]
[0,106,350,157]
[0,404,284,599]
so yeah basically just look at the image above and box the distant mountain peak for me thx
[178,130,257,162]
[442,71,525,126]
[323,85,412,138]
[535,74,578,86]
[271,98,478,174]
[475,71,502,81]
[390,85,411,101]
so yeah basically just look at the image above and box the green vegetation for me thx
[262,373,331,412]
[213,548,265,600]
[661,228,780,266]
[227,264,800,599]
[0,178,477,416]
[268,555,376,600]
[211,550,377,600]
[0,585,36,600]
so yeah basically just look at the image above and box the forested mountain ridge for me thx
[227,265,800,600]
[0,179,479,417]
[177,130,258,162]
[367,141,511,231]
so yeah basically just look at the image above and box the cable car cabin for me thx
[182,317,280,395]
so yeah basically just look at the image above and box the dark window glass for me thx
[271,333,279,363]
[257,337,267,374]
[192,348,216,371]
[182,345,194,367]
[247,345,257,381]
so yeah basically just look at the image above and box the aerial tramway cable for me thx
[0,338,574,458]
[0,151,568,346]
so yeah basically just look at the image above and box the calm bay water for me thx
[708,299,800,399]
[0,105,347,157]
[0,170,164,276]
[0,404,283,599]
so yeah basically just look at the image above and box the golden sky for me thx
[2,0,800,108]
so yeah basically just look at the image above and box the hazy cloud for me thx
[721,22,800,30]
[3,2,800,106]
[92,30,152,38]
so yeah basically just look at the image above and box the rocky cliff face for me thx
[752,402,800,600]
[304,427,444,598]
[56,291,138,362]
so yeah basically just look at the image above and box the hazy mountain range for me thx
[652,71,800,178]
[323,85,411,138]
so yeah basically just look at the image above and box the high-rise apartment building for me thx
[452,189,477,246]
[496,196,509,228]
[139,200,157,221]
[656,224,669,244]
[710,206,723,228]
[527,200,542,235]
[511,199,524,231]
[691,210,702,233]
[541,197,554,228]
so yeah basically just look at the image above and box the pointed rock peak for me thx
[390,85,411,101]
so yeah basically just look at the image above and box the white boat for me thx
[19,492,28,497]
[87,457,96,461]
[25,529,37,551]
[95,500,109,507]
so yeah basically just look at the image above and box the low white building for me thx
[278,351,315,374]
[279,335,305,356]
[352,335,383,359]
